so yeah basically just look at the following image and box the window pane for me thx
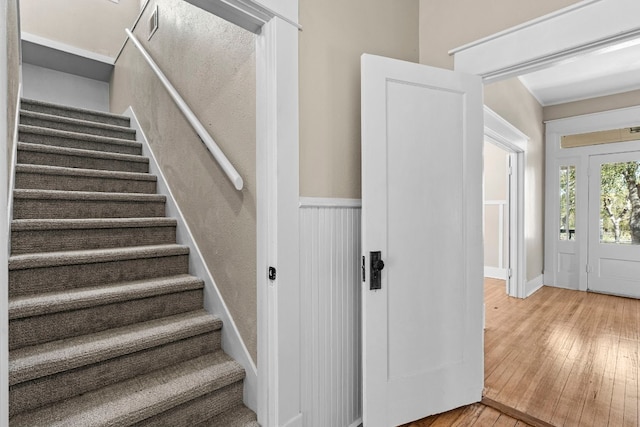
[600,161,640,245]
[559,165,576,241]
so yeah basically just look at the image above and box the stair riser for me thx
[15,172,156,194]
[19,131,141,156]
[10,289,204,350]
[13,198,165,219]
[12,225,176,254]
[21,103,130,127]
[17,149,149,173]
[20,115,136,140]
[9,332,220,417]
[134,382,244,427]
[9,254,189,297]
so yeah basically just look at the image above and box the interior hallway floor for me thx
[405,278,640,426]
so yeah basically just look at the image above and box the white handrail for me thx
[125,29,243,191]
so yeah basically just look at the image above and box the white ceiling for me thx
[518,38,640,106]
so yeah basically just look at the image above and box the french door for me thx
[588,152,640,297]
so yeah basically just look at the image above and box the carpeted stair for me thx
[8,98,259,426]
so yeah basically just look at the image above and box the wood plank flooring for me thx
[484,278,639,426]
[403,279,640,426]
[401,402,532,426]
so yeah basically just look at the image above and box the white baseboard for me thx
[125,107,257,411]
[7,86,20,255]
[484,266,507,280]
[526,274,544,297]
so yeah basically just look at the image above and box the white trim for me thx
[484,106,528,151]
[484,199,507,205]
[21,32,115,65]
[125,29,243,191]
[484,266,507,280]
[185,0,300,33]
[299,197,362,208]
[483,107,528,299]
[451,0,640,82]
[348,419,363,427]
[125,107,258,410]
[450,0,601,55]
[526,275,544,297]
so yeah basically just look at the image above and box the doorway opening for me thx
[483,141,512,295]
[483,107,527,298]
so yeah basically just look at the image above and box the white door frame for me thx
[183,1,301,426]
[484,107,528,298]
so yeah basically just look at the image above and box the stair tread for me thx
[9,310,222,386]
[197,404,260,427]
[9,274,203,319]
[9,350,243,427]
[13,188,165,202]
[20,110,136,134]
[15,163,156,181]
[18,141,148,162]
[20,98,130,123]
[9,244,189,270]
[12,217,176,231]
[19,124,141,148]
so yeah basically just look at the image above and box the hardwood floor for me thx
[403,279,640,426]
[484,278,639,426]
[401,402,532,426]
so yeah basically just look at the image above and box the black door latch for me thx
[370,251,384,290]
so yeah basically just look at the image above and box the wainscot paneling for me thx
[299,198,362,427]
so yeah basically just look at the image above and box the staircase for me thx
[8,99,259,426]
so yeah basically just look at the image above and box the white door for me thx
[361,54,484,427]
[588,152,640,297]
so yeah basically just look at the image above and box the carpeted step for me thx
[15,164,157,194]
[134,382,246,427]
[20,110,137,140]
[195,404,260,427]
[10,331,220,417]
[17,142,149,173]
[9,244,190,297]
[21,98,130,127]
[19,125,142,155]
[9,310,222,386]
[9,275,205,349]
[11,218,176,254]
[9,350,244,427]
[13,189,166,219]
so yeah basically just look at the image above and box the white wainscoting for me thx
[299,198,362,427]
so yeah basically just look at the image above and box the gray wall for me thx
[22,63,109,111]
[110,0,257,361]
[20,0,140,58]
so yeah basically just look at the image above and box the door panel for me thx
[361,54,484,427]
[588,152,640,297]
